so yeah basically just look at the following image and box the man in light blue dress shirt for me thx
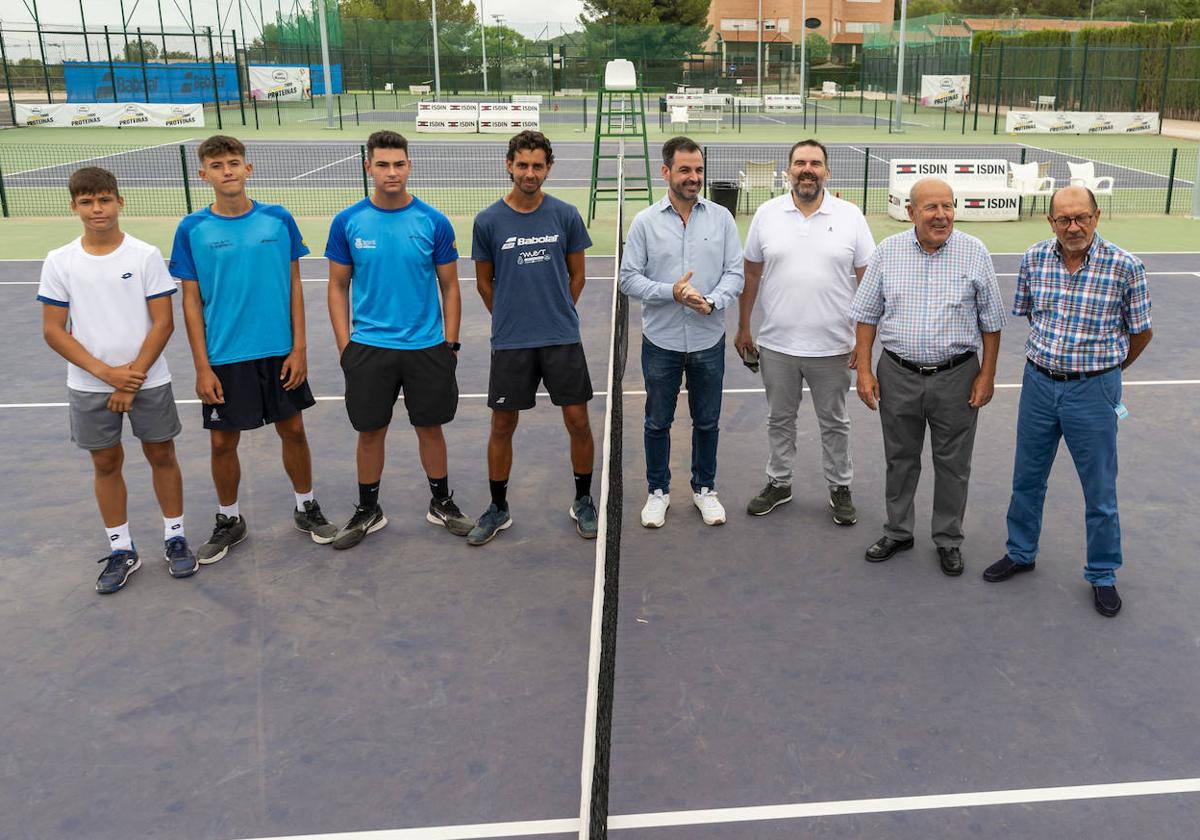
[619,136,745,528]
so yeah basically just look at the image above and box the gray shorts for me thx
[69,383,182,451]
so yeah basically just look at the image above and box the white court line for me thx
[1019,142,1196,187]
[845,145,893,168]
[3,380,1198,410]
[231,776,1200,838]
[0,139,194,178]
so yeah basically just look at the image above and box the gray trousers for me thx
[759,346,853,489]
[876,350,980,548]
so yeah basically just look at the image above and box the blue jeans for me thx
[642,335,725,494]
[1005,361,1123,585]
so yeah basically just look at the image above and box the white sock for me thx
[294,490,314,510]
[105,522,133,551]
[218,501,240,519]
[164,515,185,541]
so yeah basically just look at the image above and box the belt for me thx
[885,349,975,376]
[1029,361,1119,381]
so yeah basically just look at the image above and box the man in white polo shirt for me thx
[735,139,876,524]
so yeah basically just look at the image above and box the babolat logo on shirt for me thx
[502,234,559,250]
[354,237,377,250]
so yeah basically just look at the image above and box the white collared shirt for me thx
[744,190,875,357]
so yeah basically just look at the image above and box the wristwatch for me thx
[703,296,716,314]
[445,341,462,351]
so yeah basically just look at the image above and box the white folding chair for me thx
[1009,161,1055,216]
[737,161,781,214]
[1067,161,1115,213]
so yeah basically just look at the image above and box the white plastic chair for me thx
[737,161,781,213]
[669,105,690,132]
[1067,161,1115,212]
[1009,161,1055,215]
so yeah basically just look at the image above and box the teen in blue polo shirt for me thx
[325,130,471,549]
[171,134,337,564]
[467,130,597,546]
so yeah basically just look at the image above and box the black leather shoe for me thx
[865,535,914,562]
[937,546,964,576]
[1093,585,1122,617]
[982,555,1036,582]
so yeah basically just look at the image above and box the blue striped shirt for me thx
[619,196,744,353]
[850,229,1006,365]
[1013,234,1151,372]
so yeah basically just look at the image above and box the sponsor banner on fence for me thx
[478,103,540,115]
[415,101,480,133]
[15,102,204,128]
[1005,111,1159,134]
[479,117,542,134]
[920,75,970,108]
[888,158,1018,222]
[763,94,805,112]
[248,65,311,101]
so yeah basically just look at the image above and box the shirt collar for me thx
[909,226,953,254]
[783,189,833,216]
[657,195,709,216]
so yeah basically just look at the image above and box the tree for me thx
[121,40,159,62]
[578,0,712,58]
[804,32,831,64]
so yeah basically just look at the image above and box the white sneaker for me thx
[640,490,670,528]
[692,487,726,525]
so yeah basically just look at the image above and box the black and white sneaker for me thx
[197,513,248,564]
[427,493,474,537]
[332,504,387,550]
[96,547,140,594]
[163,536,198,578]
[294,500,338,544]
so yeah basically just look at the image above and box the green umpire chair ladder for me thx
[587,59,654,226]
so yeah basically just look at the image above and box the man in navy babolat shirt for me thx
[171,134,337,565]
[468,130,597,546]
[325,130,472,549]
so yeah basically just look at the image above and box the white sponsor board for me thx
[15,102,204,128]
[763,94,805,112]
[665,94,705,110]
[1005,110,1159,134]
[415,101,479,133]
[920,75,970,108]
[510,94,543,104]
[248,65,310,101]
[477,103,540,132]
[887,158,1019,222]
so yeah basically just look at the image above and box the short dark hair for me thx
[366,130,408,159]
[1049,185,1098,215]
[197,134,246,162]
[788,139,828,166]
[506,130,554,165]
[662,136,702,169]
[69,166,120,199]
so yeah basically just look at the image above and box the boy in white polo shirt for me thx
[38,167,197,594]
[735,139,875,525]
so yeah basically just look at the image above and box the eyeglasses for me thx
[1050,213,1096,228]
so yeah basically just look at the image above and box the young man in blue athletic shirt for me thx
[171,134,337,564]
[325,130,472,549]
[468,130,598,545]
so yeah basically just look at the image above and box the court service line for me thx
[3,380,1198,410]
[0,138,195,178]
[238,816,578,839]
[289,154,361,179]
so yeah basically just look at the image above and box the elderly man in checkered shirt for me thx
[984,185,1153,618]
[850,178,1006,577]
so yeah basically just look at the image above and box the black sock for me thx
[489,479,509,512]
[574,472,593,500]
[359,481,380,510]
[428,475,449,501]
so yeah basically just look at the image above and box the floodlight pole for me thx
[893,0,908,132]
[431,0,442,98]
[480,0,488,93]
[316,0,335,128]
[756,0,763,99]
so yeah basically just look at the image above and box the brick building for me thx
[706,0,896,67]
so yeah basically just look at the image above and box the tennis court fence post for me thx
[1191,145,1200,218]
[206,27,223,130]
[337,95,344,129]
[104,27,119,104]
[861,147,869,214]
[1164,148,1177,214]
[0,25,17,126]
[359,145,369,197]
[252,94,259,130]
[232,30,247,127]
[179,145,193,214]
[0,160,9,218]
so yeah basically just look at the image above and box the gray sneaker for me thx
[747,482,792,516]
[197,513,248,564]
[569,495,599,539]
[467,503,513,546]
[427,493,474,537]
[294,499,338,544]
[332,504,387,550]
[830,485,857,526]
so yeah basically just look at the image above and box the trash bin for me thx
[708,181,740,216]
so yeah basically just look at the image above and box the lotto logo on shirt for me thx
[121,272,134,280]
[354,237,377,250]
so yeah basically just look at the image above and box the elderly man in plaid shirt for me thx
[984,185,1153,617]
[850,178,1006,576]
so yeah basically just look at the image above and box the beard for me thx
[792,177,822,199]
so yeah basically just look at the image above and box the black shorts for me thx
[488,343,593,411]
[341,340,458,431]
[202,355,315,431]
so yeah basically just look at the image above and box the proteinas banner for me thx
[1005,111,1159,134]
[248,65,311,101]
[920,75,970,108]
[15,102,205,128]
